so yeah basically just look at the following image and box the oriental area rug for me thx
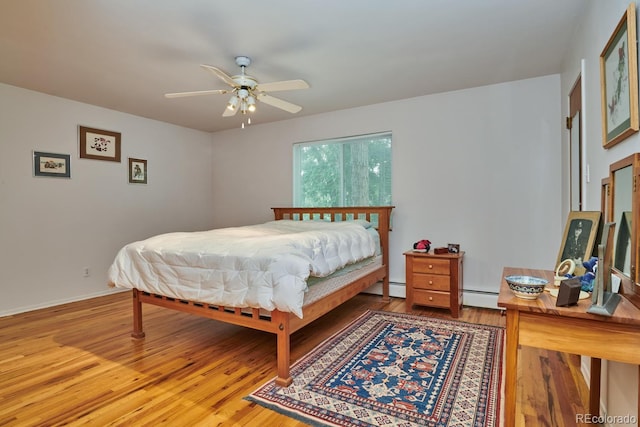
[247,310,504,427]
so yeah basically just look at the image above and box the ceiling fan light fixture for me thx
[247,96,256,112]
[227,95,239,111]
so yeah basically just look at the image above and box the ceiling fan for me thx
[165,56,309,117]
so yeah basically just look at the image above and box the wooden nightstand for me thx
[404,250,464,317]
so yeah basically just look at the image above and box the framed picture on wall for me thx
[600,2,639,148]
[128,158,147,184]
[33,151,71,178]
[79,126,121,162]
[556,211,601,275]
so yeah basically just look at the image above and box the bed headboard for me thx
[271,206,394,275]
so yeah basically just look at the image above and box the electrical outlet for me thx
[83,267,90,277]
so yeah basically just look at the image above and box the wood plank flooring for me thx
[0,291,590,426]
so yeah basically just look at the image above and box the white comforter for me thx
[107,220,376,318]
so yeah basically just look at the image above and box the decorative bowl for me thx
[505,275,548,300]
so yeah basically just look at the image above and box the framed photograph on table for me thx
[79,126,121,162]
[33,151,71,178]
[128,158,147,184]
[556,211,601,275]
[600,2,639,148]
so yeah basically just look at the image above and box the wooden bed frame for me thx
[130,206,394,386]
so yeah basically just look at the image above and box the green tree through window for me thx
[293,132,392,207]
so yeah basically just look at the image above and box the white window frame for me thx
[293,131,392,207]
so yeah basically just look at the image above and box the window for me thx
[293,132,392,207]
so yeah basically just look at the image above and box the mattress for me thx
[108,219,379,318]
[303,255,382,306]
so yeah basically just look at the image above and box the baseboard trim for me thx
[0,288,126,318]
[364,283,500,309]
[364,281,407,299]
[463,290,500,309]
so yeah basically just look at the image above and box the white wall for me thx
[560,1,639,424]
[0,83,215,315]
[209,75,563,306]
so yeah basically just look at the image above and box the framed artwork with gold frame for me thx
[556,211,601,275]
[600,3,639,148]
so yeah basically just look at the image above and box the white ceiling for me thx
[0,0,585,133]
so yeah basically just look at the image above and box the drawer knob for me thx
[429,296,433,301]
[429,280,433,285]
[429,264,433,269]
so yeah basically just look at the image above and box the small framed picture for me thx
[128,158,147,184]
[556,211,601,274]
[79,126,121,162]
[447,243,460,254]
[33,151,71,178]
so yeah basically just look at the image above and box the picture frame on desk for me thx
[556,211,601,275]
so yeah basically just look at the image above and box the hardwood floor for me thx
[0,291,590,426]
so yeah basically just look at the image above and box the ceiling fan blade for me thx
[222,106,238,117]
[256,79,309,93]
[200,64,238,88]
[164,89,228,98]
[257,93,302,114]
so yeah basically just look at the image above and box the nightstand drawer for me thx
[412,257,450,275]
[412,274,450,291]
[413,290,450,308]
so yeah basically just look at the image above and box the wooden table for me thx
[497,267,640,427]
